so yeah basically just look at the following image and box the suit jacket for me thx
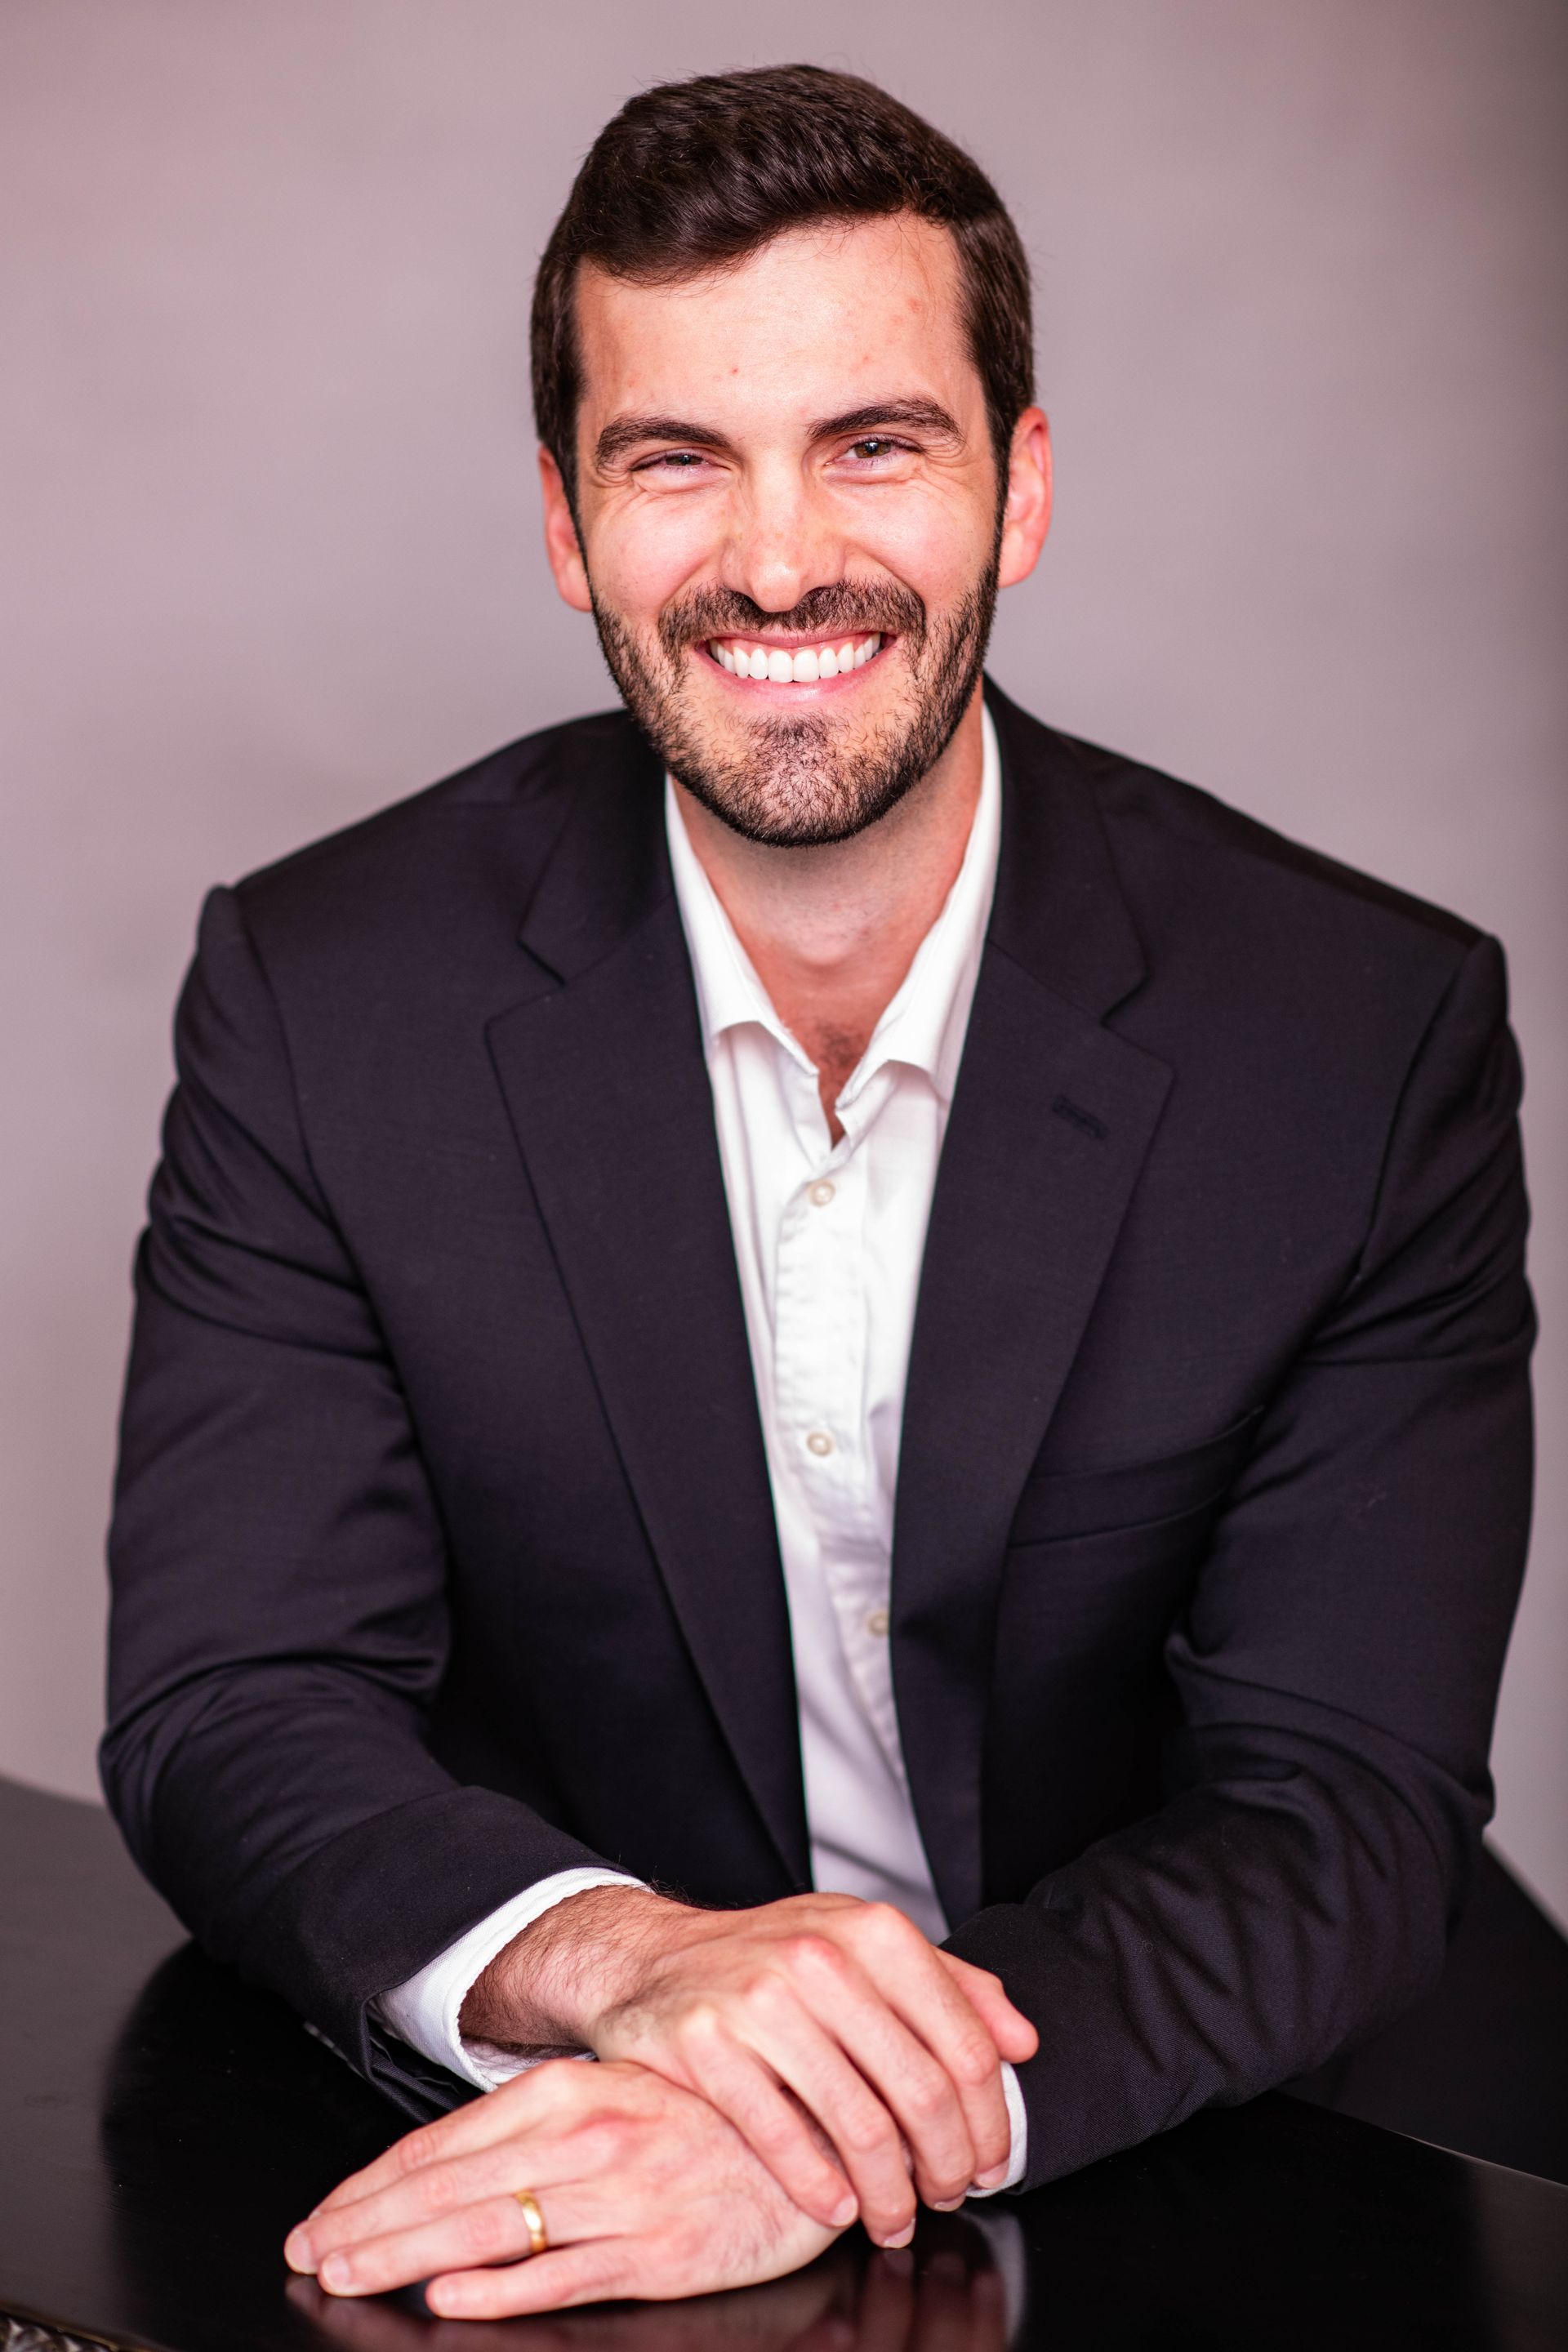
[102,681,1534,2185]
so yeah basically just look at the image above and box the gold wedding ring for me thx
[513,2187,549,2257]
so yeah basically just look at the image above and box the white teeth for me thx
[714,633,882,680]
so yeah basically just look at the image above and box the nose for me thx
[720,452,844,618]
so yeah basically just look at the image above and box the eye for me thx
[842,435,915,467]
[635,450,710,474]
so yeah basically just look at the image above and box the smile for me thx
[706,632,884,684]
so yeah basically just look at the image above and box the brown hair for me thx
[531,64,1034,508]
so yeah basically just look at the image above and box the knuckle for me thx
[574,2114,633,2172]
[950,2034,999,2087]
[394,2123,444,2176]
[839,2102,897,2159]
[903,2069,953,2123]
[782,1932,838,1976]
[460,2201,512,2261]
[674,2000,727,2059]
[742,1967,795,2025]
[411,2166,460,2220]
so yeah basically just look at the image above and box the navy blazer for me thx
[103,681,1534,2185]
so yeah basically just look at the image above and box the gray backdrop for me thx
[2,0,1564,1925]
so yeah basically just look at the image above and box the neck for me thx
[672,688,986,1140]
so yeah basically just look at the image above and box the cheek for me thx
[840,483,993,608]
[591,496,724,618]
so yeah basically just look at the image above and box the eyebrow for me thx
[808,399,962,443]
[593,416,735,468]
[592,397,964,471]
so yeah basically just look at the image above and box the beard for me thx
[589,551,1000,849]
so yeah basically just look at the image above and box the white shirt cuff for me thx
[370,1868,646,2093]
[966,2059,1028,2195]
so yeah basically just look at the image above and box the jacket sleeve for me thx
[102,884,612,2115]
[944,932,1534,2188]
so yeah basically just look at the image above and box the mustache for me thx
[658,580,927,662]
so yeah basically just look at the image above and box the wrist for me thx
[460,1884,684,2051]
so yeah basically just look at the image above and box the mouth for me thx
[702,630,887,685]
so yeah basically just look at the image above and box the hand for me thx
[286,2219,1010,2350]
[462,1889,1038,2248]
[283,2056,845,2319]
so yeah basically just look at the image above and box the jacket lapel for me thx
[893,687,1174,1927]
[486,722,809,1890]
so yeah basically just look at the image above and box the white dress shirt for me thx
[375,705,1025,2188]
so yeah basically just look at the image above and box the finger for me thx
[734,1999,920,2247]
[934,1951,1039,2063]
[670,2029,858,2230]
[290,2130,586,2274]
[770,1929,990,2202]
[838,1915,1014,2184]
[311,2180,594,2301]
[786,1955,985,2210]
[304,2061,577,2222]
[425,2240,632,2320]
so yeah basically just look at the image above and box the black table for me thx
[2,1776,1566,2351]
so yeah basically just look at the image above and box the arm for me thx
[106,884,1032,2248]
[946,933,1534,2185]
[102,886,618,2102]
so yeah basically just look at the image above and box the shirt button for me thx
[808,1179,836,1207]
[864,1607,890,1638]
[805,1430,835,1458]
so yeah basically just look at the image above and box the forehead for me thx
[573,214,980,430]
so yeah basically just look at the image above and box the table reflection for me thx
[284,2217,1014,2350]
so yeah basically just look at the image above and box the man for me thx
[103,64,1532,2322]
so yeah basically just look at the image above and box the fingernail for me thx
[829,2194,858,2228]
[931,2195,966,2212]
[320,2254,354,2292]
[976,2163,1009,2189]
[283,2232,315,2274]
[879,2221,915,2250]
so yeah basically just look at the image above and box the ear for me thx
[538,447,593,613]
[996,408,1053,590]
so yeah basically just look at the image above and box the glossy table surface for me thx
[2,1776,1566,2352]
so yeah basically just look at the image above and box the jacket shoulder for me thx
[212,708,656,990]
[1049,719,1481,960]
[228,701,639,893]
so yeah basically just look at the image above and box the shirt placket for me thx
[772,1064,909,1778]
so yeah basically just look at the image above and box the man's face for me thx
[542,214,1048,846]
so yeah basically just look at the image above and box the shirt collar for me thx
[665,702,1001,1110]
